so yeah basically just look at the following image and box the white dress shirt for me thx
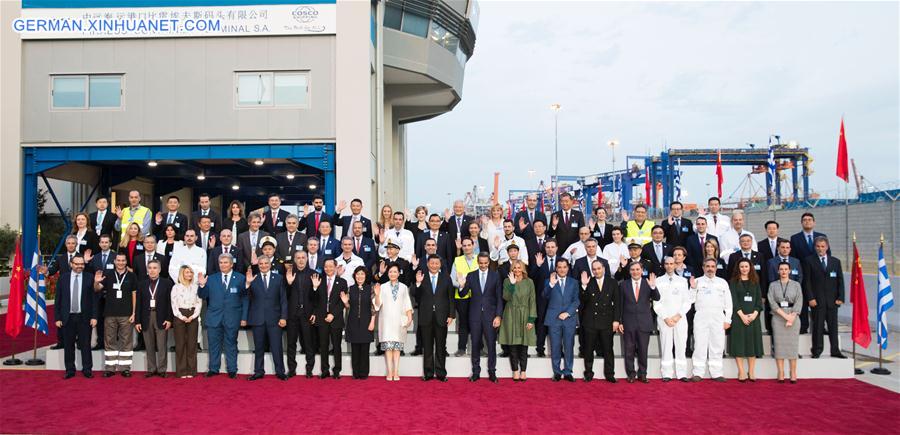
[336,253,365,282]
[490,234,528,265]
[378,227,416,261]
[719,229,757,262]
[169,243,207,284]
[702,213,732,238]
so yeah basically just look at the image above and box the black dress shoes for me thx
[713,376,727,382]
[469,374,479,382]
[638,376,649,384]
[82,371,93,378]
[144,372,156,378]
[248,374,264,381]
[205,371,218,378]
[277,374,288,381]
[410,349,422,356]
[626,377,635,383]
[50,343,63,350]
[286,371,296,378]
[661,377,671,382]
[228,372,238,379]
[605,376,617,383]
[489,374,498,383]
[679,377,689,383]
[552,374,561,382]
[831,353,848,359]
[331,373,341,380]
[64,372,76,379]
[583,373,593,382]
[421,375,433,381]
[437,375,448,382]
[319,373,330,380]
[536,350,546,357]
[157,373,167,378]
[91,344,103,351]
[305,370,314,379]
[564,375,575,382]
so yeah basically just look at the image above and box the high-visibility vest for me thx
[624,219,655,246]
[121,206,151,235]
[452,255,478,299]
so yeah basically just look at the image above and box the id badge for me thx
[829,271,837,278]
[364,246,371,252]
[79,240,87,245]
[136,245,144,251]
[113,283,121,290]
[210,222,215,228]
[744,295,753,302]
[593,231,601,237]
[325,249,332,255]
[116,290,122,299]
[570,222,578,228]
[175,222,181,228]
[230,286,238,294]
[285,256,292,261]
[106,264,114,270]
[717,264,724,269]
[753,264,760,270]
[150,299,156,308]
[682,225,690,232]
[642,270,649,276]
[791,269,799,275]
[684,271,692,277]
[277,221,284,227]
[780,301,789,308]
[295,245,304,251]
[272,270,279,275]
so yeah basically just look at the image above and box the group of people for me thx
[50,190,845,384]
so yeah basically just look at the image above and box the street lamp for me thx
[550,103,561,206]
[608,139,619,172]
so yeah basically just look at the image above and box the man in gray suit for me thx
[237,213,269,271]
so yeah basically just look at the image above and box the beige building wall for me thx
[0,1,23,229]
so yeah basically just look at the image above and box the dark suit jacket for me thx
[591,222,615,250]
[524,236,549,268]
[527,255,558,301]
[135,277,174,329]
[619,278,660,332]
[757,237,787,291]
[191,209,222,234]
[198,271,248,328]
[614,258,653,282]
[459,269,503,323]
[415,230,454,263]
[89,210,118,242]
[802,255,844,307]
[377,257,413,287]
[72,231,99,256]
[133,252,170,281]
[413,271,456,325]
[194,230,218,252]
[54,271,97,325]
[441,214,474,240]
[334,214,373,239]
[573,255,612,280]
[579,276,621,330]
[302,210,333,239]
[48,252,77,276]
[287,268,315,319]
[312,275,348,327]
[153,212,189,240]
[245,272,288,326]
[542,275,580,327]
[547,209,585,253]
[661,217,693,248]
[237,230,270,266]
[790,231,829,262]
[306,252,325,274]
[87,250,117,275]
[207,245,242,275]
[767,256,803,286]
[351,236,378,270]
[640,242,672,276]
[685,233,717,270]
[275,231,308,264]
[261,208,291,235]
[316,236,340,259]
[726,250,762,282]
[513,209,548,240]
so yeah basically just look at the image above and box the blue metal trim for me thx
[24,0,334,8]
[23,149,39,268]
[40,173,72,262]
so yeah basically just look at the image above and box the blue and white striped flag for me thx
[876,242,894,350]
[767,146,777,196]
[24,243,49,335]
[674,159,682,202]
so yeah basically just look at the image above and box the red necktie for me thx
[355,238,361,252]
[314,213,321,231]
[633,281,640,300]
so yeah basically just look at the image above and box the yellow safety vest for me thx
[121,206,151,234]
[453,255,478,299]
[625,219,655,246]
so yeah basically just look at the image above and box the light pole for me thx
[550,103,561,206]
[608,139,619,172]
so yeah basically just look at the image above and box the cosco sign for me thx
[292,6,319,23]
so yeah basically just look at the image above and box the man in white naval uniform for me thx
[690,258,733,382]
[654,257,694,382]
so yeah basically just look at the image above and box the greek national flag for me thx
[674,159,682,202]
[876,243,894,349]
[24,244,49,335]
[767,146,777,195]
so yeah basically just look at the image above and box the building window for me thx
[384,5,402,31]
[429,22,459,54]
[236,71,308,108]
[51,74,122,109]
[400,11,429,37]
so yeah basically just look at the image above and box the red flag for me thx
[4,236,25,338]
[850,241,871,348]
[716,149,724,197]
[644,167,651,206]
[597,186,604,206]
[836,117,849,182]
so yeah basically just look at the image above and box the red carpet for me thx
[0,370,896,434]
[0,309,57,358]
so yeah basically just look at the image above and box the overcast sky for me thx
[406,1,899,210]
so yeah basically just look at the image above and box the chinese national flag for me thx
[644,167,651,206]
[716,149,724,197]
[4,236,25,338]
[597,186,604,206]
[850,241,871,348]
[836,118,849,182]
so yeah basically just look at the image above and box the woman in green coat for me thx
[499,259,537,382]
[729,258,764,382]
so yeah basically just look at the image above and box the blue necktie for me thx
[821,257,827,270]
[431,275,437,294]
[807,235,813,250]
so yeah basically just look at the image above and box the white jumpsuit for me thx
[654,274,693,379]
[691,275,733,378]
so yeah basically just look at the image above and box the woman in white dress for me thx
[602,227,629,269]
[480,204,505,246]
[374,264,413,381]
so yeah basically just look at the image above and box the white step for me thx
[44,348,853,379]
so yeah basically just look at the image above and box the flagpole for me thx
[871,235,891,375]
[851,232,863,374]
[25,226,44,366]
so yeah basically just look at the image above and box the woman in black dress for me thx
[345,266,375,379]
[157,224,180,258]
[405,206,429,240]
[226,200,248,236]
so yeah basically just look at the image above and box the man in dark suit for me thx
[314,221,340,260]
[312,258,348,378]
[547,192,585,253]
[685,216,717,271]
[413,255,456,382]
[415,214,455,263]
[284,251,317,377]
[242,256,289,380]
[275,215,307,266]
[802,237,846,359]
[90,196,118,246]
[767,240,803,285]
[513,193,547,240]
[133,236,169,281]
[543,258,579,382]
[237,213,269,267]
[349,220,378,270]
[262,193,291,235]
[660,201,693,248]
[306,239,324,274]
[619,261,661,383]
[528,238,558,357]
[459,252,503,383]
[590,207,615,250]
[152,195,189,240]
[572,239,612,279]
[54,255,98,379]
[301,196,331,239]
[641,226,671,277]
[726,234,762,279]
[790,212,828,334]
[207,229,241,274]
[757,220,785,334]
[45,236,80,349]
[441,200,474,241]
[579,259,621,383]
[333,198,373,239]
[525,220,549,268]
[195,215,218,252]
[134,260,174,377]
[198,254,248,378]
[191,193,222,233]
